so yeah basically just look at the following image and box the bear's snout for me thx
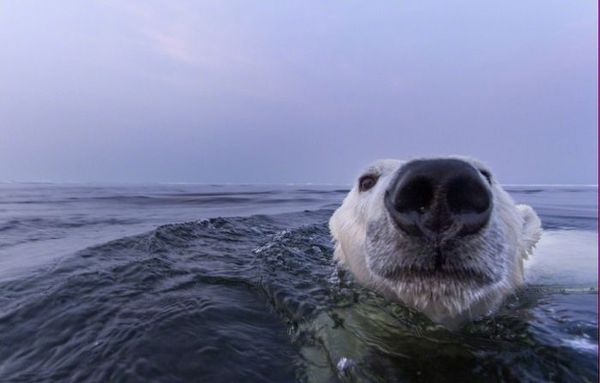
[384,159,493,243]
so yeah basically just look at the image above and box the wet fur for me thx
[329,157,542,327]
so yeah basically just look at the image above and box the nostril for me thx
[395,177,434,213]
[386,159,494,239]
[446,176,490,214]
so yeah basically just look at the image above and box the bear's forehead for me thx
[361,156,491,177]
[361,159,404,176]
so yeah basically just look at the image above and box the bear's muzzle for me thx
[384,158,493,246]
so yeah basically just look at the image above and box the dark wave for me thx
[0,217,139,232]
[0,210,335,382]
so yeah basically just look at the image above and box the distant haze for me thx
[0,1,597,184]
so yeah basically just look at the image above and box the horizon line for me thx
[0,181,597,188]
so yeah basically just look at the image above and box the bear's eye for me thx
[358,174,378,192]
[479,169,492,184]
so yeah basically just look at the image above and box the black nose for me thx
[384,159,492,242]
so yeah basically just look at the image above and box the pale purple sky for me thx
[0,1,597,184]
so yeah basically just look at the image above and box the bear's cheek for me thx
[363,216,410,276]
[454,217,517,282]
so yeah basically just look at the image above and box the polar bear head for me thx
[329,157,542,327]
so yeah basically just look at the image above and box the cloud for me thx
[115,1,198,65]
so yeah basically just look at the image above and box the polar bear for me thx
[329,156,542,327]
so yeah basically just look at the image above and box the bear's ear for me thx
[516,204,542,259]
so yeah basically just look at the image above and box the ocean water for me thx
[0,184,597,382]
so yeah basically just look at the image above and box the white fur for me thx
[329,157,542,327]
